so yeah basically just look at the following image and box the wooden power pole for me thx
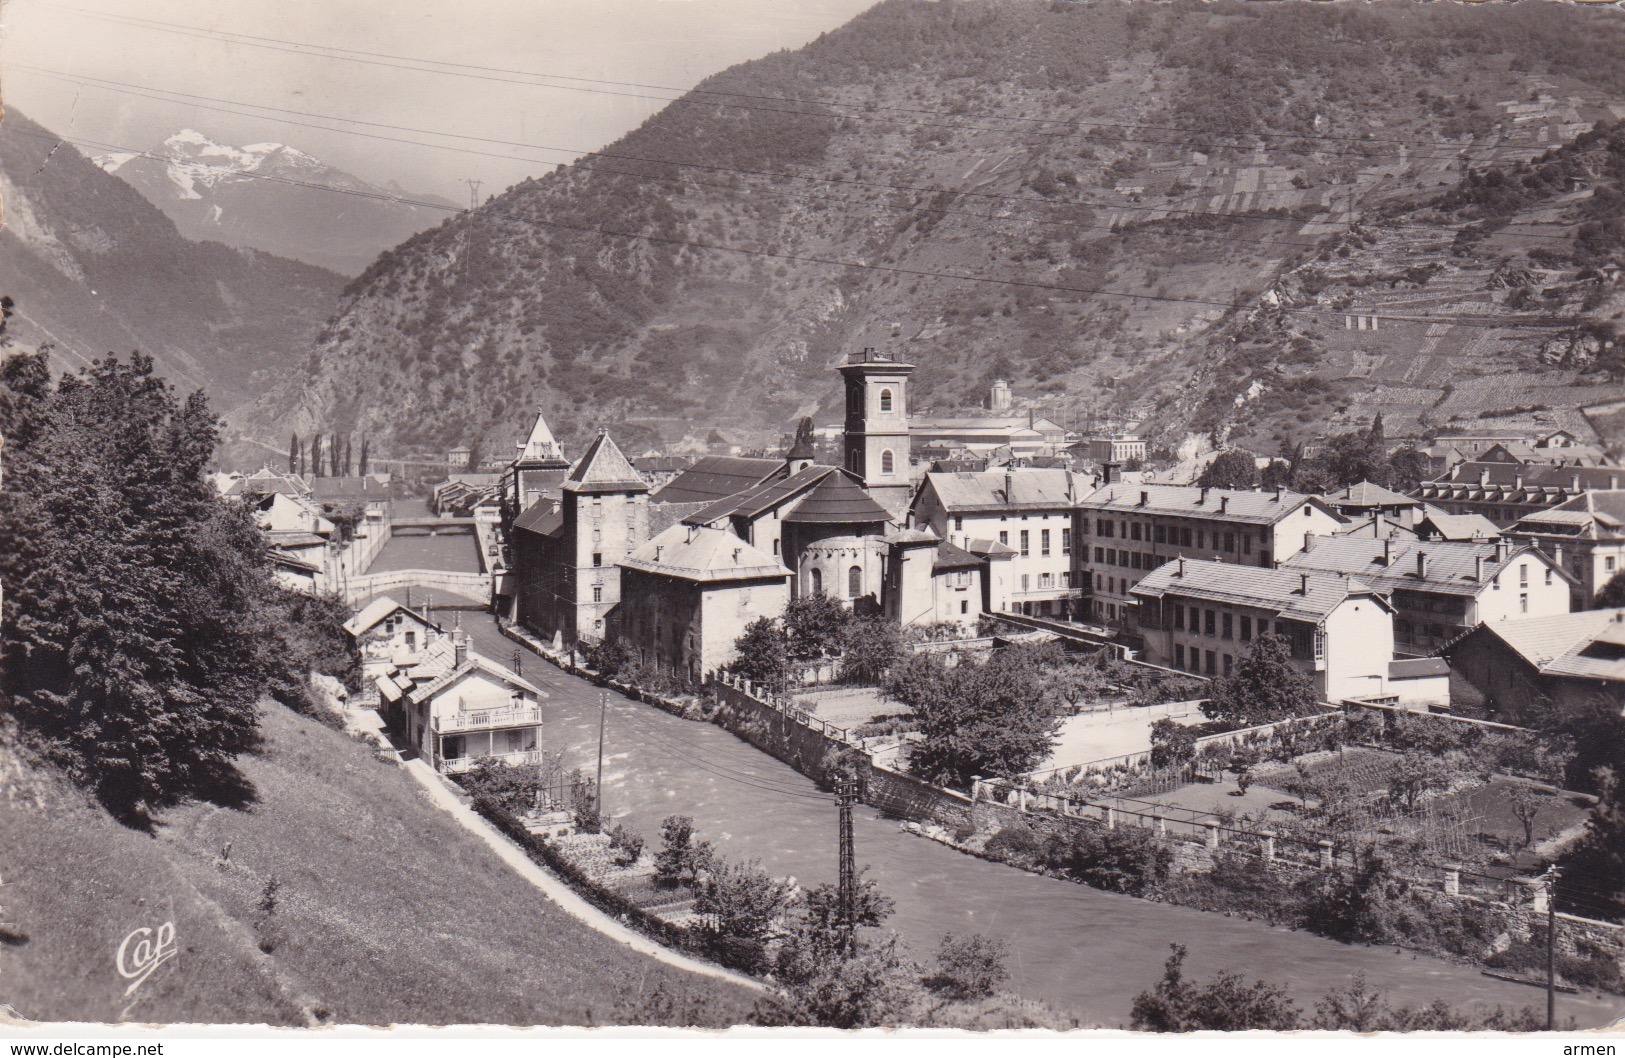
[835,775,859,955]
[595,691,608,833]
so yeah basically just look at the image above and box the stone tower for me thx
[561,431,649,643]
[990,378,1013,414]
[838,347,914,518]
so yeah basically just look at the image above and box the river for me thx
[365,529,1625,1028]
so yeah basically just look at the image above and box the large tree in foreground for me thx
[0,351,280,819]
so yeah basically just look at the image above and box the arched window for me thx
[879,388,893,412]
[848,565,863,598]
[881,450,895,475]
[810,567,823,595]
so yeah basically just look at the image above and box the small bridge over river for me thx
[388,516,476,536]
[342,568,491,609]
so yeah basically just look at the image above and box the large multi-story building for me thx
[1131,559,1395,701]
[1074,484,1344,627]
[1413,461,1625,527]
[1504,489,1625,608]
[1280,535,1571,656]
[909,467,1085,618]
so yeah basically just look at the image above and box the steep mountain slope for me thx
[98,130,458,276]
[248,0,1625,457]
[0,110,344,410]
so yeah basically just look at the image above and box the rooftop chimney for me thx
[1475,554,1485,582]
[1480,468,1491,487]
[732,547,741,562]
[1515,473,1524,490]
[1176,556,1186,577]
[1140,490,1149,507]
[1199,487,1210,505]
[1495,539,1509,562]
[1572,472,1582,491]
[1103,461,1123,484]
[1382,537,1393,565]
[1304,530,1315,553]
[1274,484,1284,502]
[1300,572,1310,595]
[1219,496,1229,514]
[1417,551,1429,579]
[654,545,663,561]
[1555,543,1564,566]
[453,628,469,667]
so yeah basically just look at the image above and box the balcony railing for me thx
[434,704,542,734]
[440,749,544,774]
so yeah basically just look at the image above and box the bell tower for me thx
[838,347,914,517]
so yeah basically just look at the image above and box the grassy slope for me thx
[0,704,752,1026]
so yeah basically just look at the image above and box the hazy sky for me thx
[0,0,878,200]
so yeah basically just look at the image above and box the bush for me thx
[1046,824,1173,896]
[926,933,1009,1000]
[608,823,645,866]
[1149,718,1197,769]
[983,823,1045,866]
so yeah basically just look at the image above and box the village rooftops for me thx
[1468,608,1625,681]
[1418,461,1625,498]
[511,500,563,537]
[1079,482,1336,526]
[1416,511,1503,541]
[965,537,1019,557]
[1280,536,1567,597]
[650,455,785,504]
[344,595,442,639]
[931,540,985,573]
[1509,490,1625,539]
[621,523,792,583]
[308,475,392,502]
[1131,558,1385,622]
[680,465,893,527]
[918,467,1083,512]
[396,634,545,702]
[562,432,649,494]
[225,467,311,498]
[1322,480,1421,508]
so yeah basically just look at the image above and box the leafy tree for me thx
[1559,764,1625,921]
[764,931,918,1029]
[838,616,904,684]
[1046,824,1172,896]
[1311,973,1543,1031]
[1508,784,1542,849]
[309,433,323,478]
[1260,458,1293,491]
[1130,944,1300,1031]
[1596,570,1625,608]
[1297,847,1405,944]
[1197,449,1259,490]
[888,645,1061,788]
[0,352,285,820]
[1149,717,1197,769]
[784,592,847,660]
[693,858,796,973]
[288,432,300,475]
[926,933,1009,1000]
[1202,634,1320,727]
[357,436,370,477]
[1048,660,1111,712]
[1388,750,1450,811]
[653,814,715,890]
[730,617,790,692]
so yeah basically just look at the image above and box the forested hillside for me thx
[242,0,1625,457]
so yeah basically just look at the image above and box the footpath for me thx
[345,708,763,994]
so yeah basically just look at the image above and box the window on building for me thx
[1196,529,1206,550]
[1222,613,1233,640]
[773,539,780,556]
[1062,528,1072,555]
[592,552,603,567]
[1175,643,1185,668]
[404,630,416,651]
[1131,523,1142,542]
[1204,610,1216,637]
[1223,531,1235,552]
[848,565,863,598]
[1173,603,1185,630]
[1039,572,1054,589]
[1544,566,1551,585]
[592,585,604,603]
[1609,557,1618,574]
[881,450,895,475]
[1180,528,1192,548]
[1205,651,1216,676]
[1061,571,1071,588]
[1240,616,1252,641]
[1242,535,1253,555]
[961,600,969,614]
[1041,529,1051,556]
[1101,520,1114,538]
[810,567,823,595]
[1021,574,1031,592]
[1520,563,1528,587]
[1519,592,1529,614]
[879,388,893,412]
[1020,530,1030,556]
[954,516,964,532]
[1095,546,1104,563]
[1000,531,1009,545]
[1154,525,1167,544]
[1223,654,1233,677]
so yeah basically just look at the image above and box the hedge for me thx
[468,794,705,958]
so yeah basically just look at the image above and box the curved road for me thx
[377,533,1625,1028]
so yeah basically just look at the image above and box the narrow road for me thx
[375,530,1625,1027]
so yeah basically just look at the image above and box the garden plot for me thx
[794,684,901,729]
[1035,701,1205,774]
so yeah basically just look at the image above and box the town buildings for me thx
[375,630,547,775]
[1130,559,1396,701]
[1320,480,1424,530]
[1073,483,1344,626]
[910,466,1084,618]
[1446,608,1625,719]
[343,595,443,704]
[611,524,793,681]
[1504,490,1625,608]
[502,410,571,528]
[882,530,1002,634]
[1413,461,1625,527]
[1085,435,1148,465]
[839,348,916,518]
[1280,535,1571,657]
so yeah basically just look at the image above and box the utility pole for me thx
[595,691,608,833]
[512,648,523,676]
[835,775,858,956]
[1546,867,1560,1031]
[465,178,483,212]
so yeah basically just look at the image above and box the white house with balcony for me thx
[374,629,546,774]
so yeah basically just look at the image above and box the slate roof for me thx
[918,468,1083,512]
[965,537,1018,557]
[1417,461,1625,502]
[1079,482,1332,526]
[1467,609,1625,681]
[405,635,545,701]
[632,455,690,474]
[650,456,785,504]
[344,596,441,638]
[1281,536,1564,596]
[512,500,563,537]
[932,541,984,573]
[1131,559,1385,622]
[780,472,894,525]
[1416,512,1502,541]
[564,432,648,493]
[1323,481,1420,508]
[686,465,830,524]
[1389,657,1450,678]
[620,524,791,583]
[514,410,567,465]
[1509,490,1625,540]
